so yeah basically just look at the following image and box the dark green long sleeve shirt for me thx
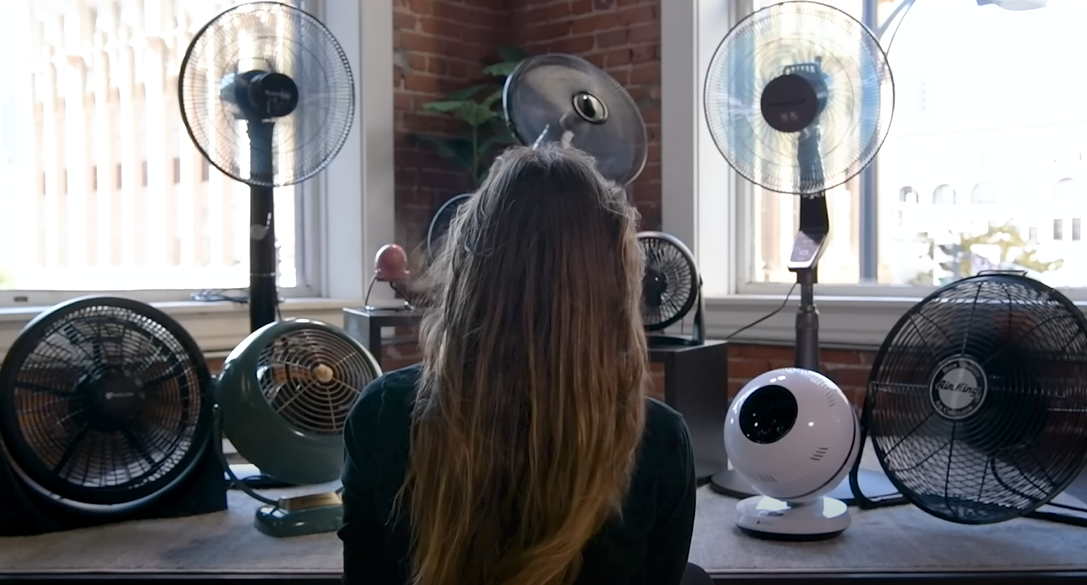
[338,363,697,585]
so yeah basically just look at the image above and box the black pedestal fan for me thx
[178,1,355,332]
[503,54,647,188]
[702,1,903,506]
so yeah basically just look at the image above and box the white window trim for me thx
[661,0,1087,349]
[0,1,395,357]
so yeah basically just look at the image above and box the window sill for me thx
[706,293,1087,349]
[0,298,371,358]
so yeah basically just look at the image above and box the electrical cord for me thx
[724,281,798,341]
[192,288,283,320]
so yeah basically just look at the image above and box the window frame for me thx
[661,0,1087,348]
[0,0,395,356]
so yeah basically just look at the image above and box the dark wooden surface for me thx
[3,570,1087,584]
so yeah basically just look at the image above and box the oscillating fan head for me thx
[427,193,471,260]
[178,1,355,188]
[867,273,1087,524]
[0,297,213,515]
[703,1,895,195]
[637,232,700,331]
[216,318,381,486]
[503,54,647,186]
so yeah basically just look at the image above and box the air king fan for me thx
[178,1,354,332]
[215,319,382,536]
[638,232,705,346]
[861,272,1087,526]
[503,54,647,187]
[703,1,903,508]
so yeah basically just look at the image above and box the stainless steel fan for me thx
[503,54,647,187]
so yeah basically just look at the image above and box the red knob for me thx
[375,243,409,282]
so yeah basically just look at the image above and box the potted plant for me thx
[410,46,528,186]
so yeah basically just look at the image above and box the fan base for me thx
[255,491,345,538]
[736,496,850,541]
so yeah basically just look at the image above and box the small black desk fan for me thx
[426,193,471,261]
[703,1,902,505]
[503,54,647,188]
[178,1,355,332]
[638,231,705,346]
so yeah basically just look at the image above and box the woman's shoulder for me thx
[345,363,422,436]
[638,398,693,466]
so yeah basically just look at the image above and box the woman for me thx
[339,145,697,585]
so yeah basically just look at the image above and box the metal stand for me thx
[247,122,278,332]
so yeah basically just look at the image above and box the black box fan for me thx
[0,297,223,537]
[638,231,705,346]
[858,272,1087,527]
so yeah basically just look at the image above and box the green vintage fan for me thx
[215,318,381,537]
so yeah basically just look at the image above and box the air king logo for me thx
[929,357,987,420]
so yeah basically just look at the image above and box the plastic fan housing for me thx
[216,319,381,486]
[725,368,860,504]
[504,54,647,186]
[703,1,895,195]
[375,244,409,282]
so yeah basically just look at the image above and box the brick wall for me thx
[382,0,874,405]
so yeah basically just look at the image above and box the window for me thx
[0,0,317,303]
[732,0,1087,291]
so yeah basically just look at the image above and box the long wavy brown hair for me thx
[397,145,649,585]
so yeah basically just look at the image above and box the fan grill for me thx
[178,1,354,188]
[0,303,207,507]
[257,327,377,435]
[703,1,894,195]
[868,275,1087,524]
[639,234,697,331]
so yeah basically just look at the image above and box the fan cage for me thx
[866,274,1087,524]
[177,1,355,188]
[256,326,381,435]
[702,0,895,195]
[637,231,699,331]
[0,298,212,512]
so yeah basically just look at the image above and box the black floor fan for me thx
[177,1,355,332]
[702,1,903,505]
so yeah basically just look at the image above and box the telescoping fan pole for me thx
[248,121,278,332]
[790,194,829,370]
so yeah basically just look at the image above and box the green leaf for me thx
[483,61,520,77]
[459,102,499,127]
[410,133,460,159]
[423,100,469,114]
[496,45,528,63]
[483,88,504,109]
[445,83,488,101]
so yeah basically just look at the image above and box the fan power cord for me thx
[192,289,284,320]
[724,281,798,341]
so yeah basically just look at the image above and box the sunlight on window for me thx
[748,0,1087,288]
[0,0,304,293]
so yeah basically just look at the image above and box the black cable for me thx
[192,288,284,321]
[724,281,798,341]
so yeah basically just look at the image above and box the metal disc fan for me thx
[703,1,901,505]
[503,54,647,186]
[0,297,213,517]
[426,193,470,260]
[178,1,354,332]
[861,272,1087,526]
[638,232,704,346]
[215,318,382,537]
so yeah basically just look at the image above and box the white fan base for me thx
[735,496,851,541]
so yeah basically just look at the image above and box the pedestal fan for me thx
[503,54,647,188]
[703,1,902,506]
[178,1,355,332]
